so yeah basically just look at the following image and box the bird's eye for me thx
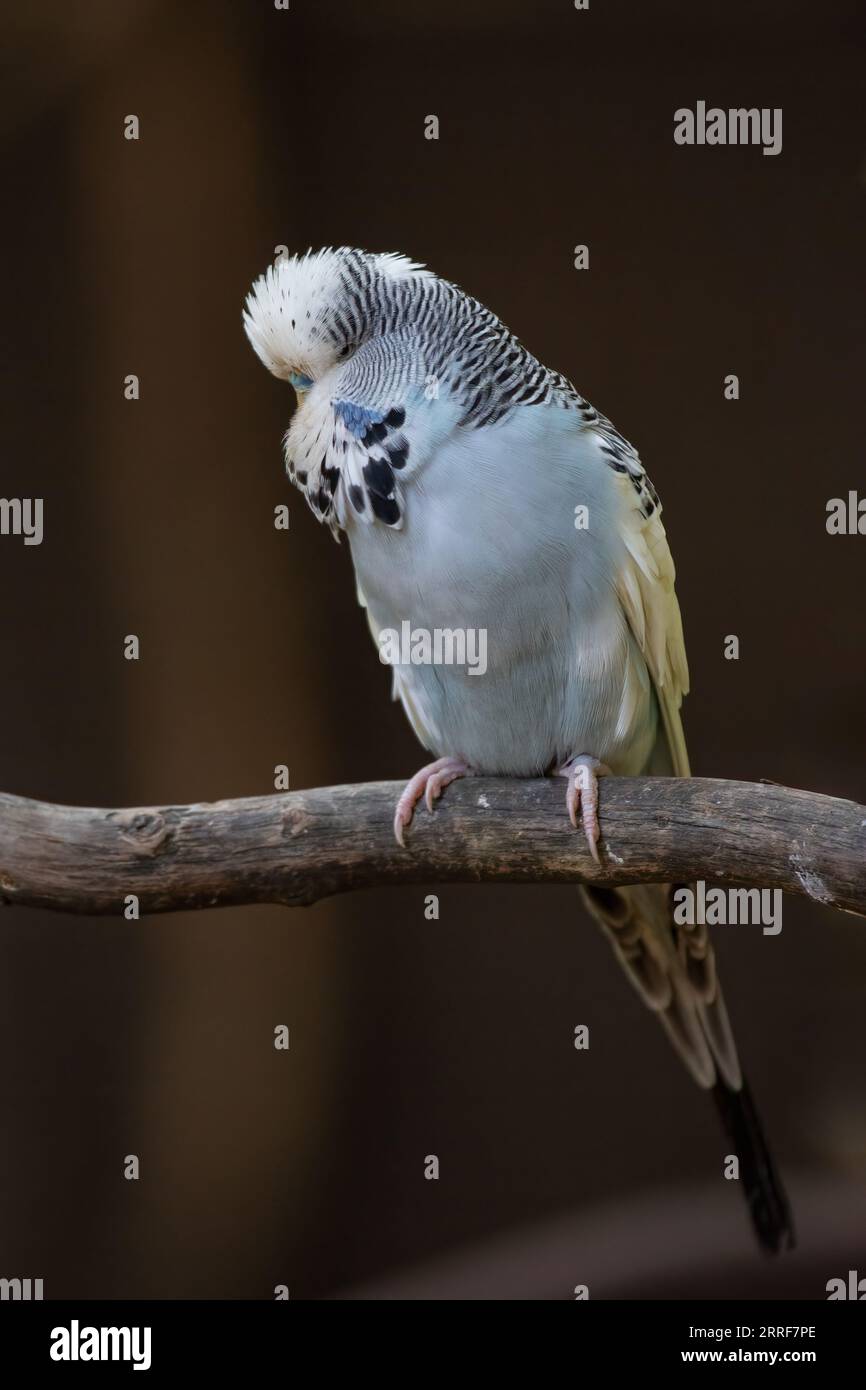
[289,371,314,390]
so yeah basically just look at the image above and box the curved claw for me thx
[424,765,465,812]
[393,757,472,847]
[393,809,409,849]
[557,755,611,864]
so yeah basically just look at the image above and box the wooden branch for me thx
[0,778,863,917]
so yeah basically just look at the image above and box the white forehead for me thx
[243,251,344,381]
[243,248,433,381]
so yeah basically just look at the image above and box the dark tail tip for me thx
[712,1074,796,1255]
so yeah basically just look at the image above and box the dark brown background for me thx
[1,0,864,1299]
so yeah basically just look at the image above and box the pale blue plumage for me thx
[350,398,659,780]
[244,245,707,1068]
[243,246,795,1255]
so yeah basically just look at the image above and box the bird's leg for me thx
[555,754,611,863]
[393,756,473,847]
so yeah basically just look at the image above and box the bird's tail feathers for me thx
[581,881,794,1253]
[713,1075,796,1254]
[581,882,740,1089]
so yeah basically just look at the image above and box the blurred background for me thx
[1,0,864,1299]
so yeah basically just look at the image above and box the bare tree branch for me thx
[0,778,863,917]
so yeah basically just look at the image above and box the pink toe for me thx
[393,757,471,847]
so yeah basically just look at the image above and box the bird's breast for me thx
[346,409,656,775]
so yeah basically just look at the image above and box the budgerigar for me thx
[243,247,794,1254]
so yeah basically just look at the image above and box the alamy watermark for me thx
[0,497,43,545]
[379,621,487,676]
[826,491,865,534]
[827,1270,866,1299]
[674,102,782,157]
[0,1276,43,1300]
[673,881,782,935]
[50,1321,151,1371]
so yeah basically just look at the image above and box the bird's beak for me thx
[288,370,313,403]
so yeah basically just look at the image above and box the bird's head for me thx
[243,248,434,532]
[243,247,432,400]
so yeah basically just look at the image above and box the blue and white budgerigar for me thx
[243,247,794,1254]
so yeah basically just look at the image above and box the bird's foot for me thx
[555,754,611,863]
[394,756,473,847]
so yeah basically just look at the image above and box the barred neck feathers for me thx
[244,247,588,430]
[337,254,584,429]
[243,248,626,533]
[243,248,433,384]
